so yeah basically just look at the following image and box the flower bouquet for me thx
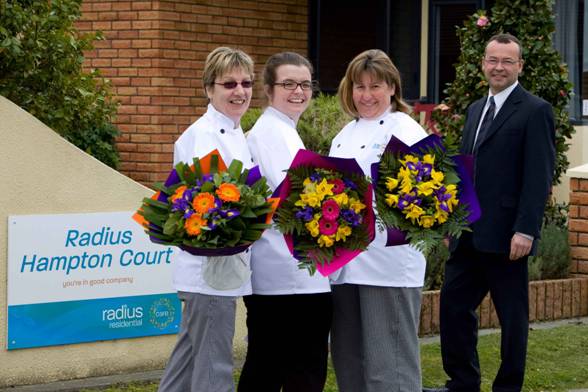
[371,134,481,254]
[133,149,278,256]
[273,149,375,276]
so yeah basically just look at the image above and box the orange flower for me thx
[216,183,241,202]
[184,214,207,236]
[193,192,215,214]
[169,185,187,202]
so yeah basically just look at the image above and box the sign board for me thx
[7,211,181,349]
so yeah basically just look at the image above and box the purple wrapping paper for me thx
[370,134,481,247]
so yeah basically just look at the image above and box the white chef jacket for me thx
[246,107,331,294]
[171,104,253,296]
[328,109,427,287]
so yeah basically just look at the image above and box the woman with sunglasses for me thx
[328,49,427,392]
[158,46,255,392]
[237,52,332,392]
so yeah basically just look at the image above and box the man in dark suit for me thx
[424,34,555,392]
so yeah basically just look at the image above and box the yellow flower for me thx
[423,154,435,165]
[385,193,398,207]
[305,219,320,237]
[318,235,335,247]
[431,169,444,185]
[349,197,366,213]
[416,181,435,196]
[303,178,317,193]
[385,177,398,191]
[335,225,352,242]
[405,204,424,222]
[315,179,335,200]
[418,215,435,228]
[332,192,349,207]
[434,209,449,224]
[297,193,321,208]
[400,154,418,166]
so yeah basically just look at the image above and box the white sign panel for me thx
[7,211,181,349]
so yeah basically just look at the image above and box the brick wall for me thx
[77,0,308,185]
[569,177,588,275]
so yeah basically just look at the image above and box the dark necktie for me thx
[472,96,495,154]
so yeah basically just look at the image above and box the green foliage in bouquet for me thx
[375,141,471,255]
[242,94,350,155]
[431,0,574,186]
[0,0,120,168]
[138,155,274,250]
[274,166,371,273]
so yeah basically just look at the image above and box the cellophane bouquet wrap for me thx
[134,149,278,256]
[371,134,480,254]
[273,149,375,276]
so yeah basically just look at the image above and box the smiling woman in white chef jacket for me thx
[237,52,332,392]
[158,47,255,392]
[328,49,428,392]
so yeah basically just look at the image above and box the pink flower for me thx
[476,16,489,27]
[328,178,345,194]
[319,218,338,236]
[322,199,340,221]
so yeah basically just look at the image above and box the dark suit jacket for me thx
[458,84,555,255]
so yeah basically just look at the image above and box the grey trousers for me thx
[330,284,423,392]
[158,292,237,392]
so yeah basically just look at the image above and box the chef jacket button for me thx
[360,145,365,149]
[379,120,384,125]
[220,128,225,134]
[251,158,254,163]
[337,143,341,148]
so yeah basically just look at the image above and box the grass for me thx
[84,322,588,392]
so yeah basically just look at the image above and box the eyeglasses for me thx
[214,80,254,89]
[273,80,315,90]
[484,57,520,67]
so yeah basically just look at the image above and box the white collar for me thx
[356,106,393,124]
[264,106,297,128]
[206,103,241,131]
[488,81,518,113]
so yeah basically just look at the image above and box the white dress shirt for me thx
[246,107,331,294]
[172,104,253,296]
[328,109,428,287]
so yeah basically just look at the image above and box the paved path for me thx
[2,317,587,392]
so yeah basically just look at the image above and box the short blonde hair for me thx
[338,49,410,118]
[202,47,254,94]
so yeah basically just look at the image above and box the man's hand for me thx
[509,233,532,260]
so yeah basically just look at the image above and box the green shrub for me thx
[431,0,574,186]
[0,0,120,168]
[242,94,350,154]
[528,223,570,281]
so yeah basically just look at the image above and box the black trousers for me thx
[440,233,529,392]
[237,293,332,392]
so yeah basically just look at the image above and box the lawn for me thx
[85,322,588,392]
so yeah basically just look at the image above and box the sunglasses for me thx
[214,80,254,89]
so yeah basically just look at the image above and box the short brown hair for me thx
[486,33,523,59]
[202,47,254,95]
[338,49,410,118]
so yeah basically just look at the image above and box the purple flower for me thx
[310,172,322,182]
[296,207,314,222]
[171,198,195,219]
[439,202,450,213]
[341,209,361,227]
[219,208,240,220]
[343,178,357,190]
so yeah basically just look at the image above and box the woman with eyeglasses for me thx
[237,52,332,392]
[328,49,427,392]
[158,47,255,392]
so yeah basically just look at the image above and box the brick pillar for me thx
[77,0,308,186]
[568,165,588,276]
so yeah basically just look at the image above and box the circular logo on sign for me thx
[149,298,175,330]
